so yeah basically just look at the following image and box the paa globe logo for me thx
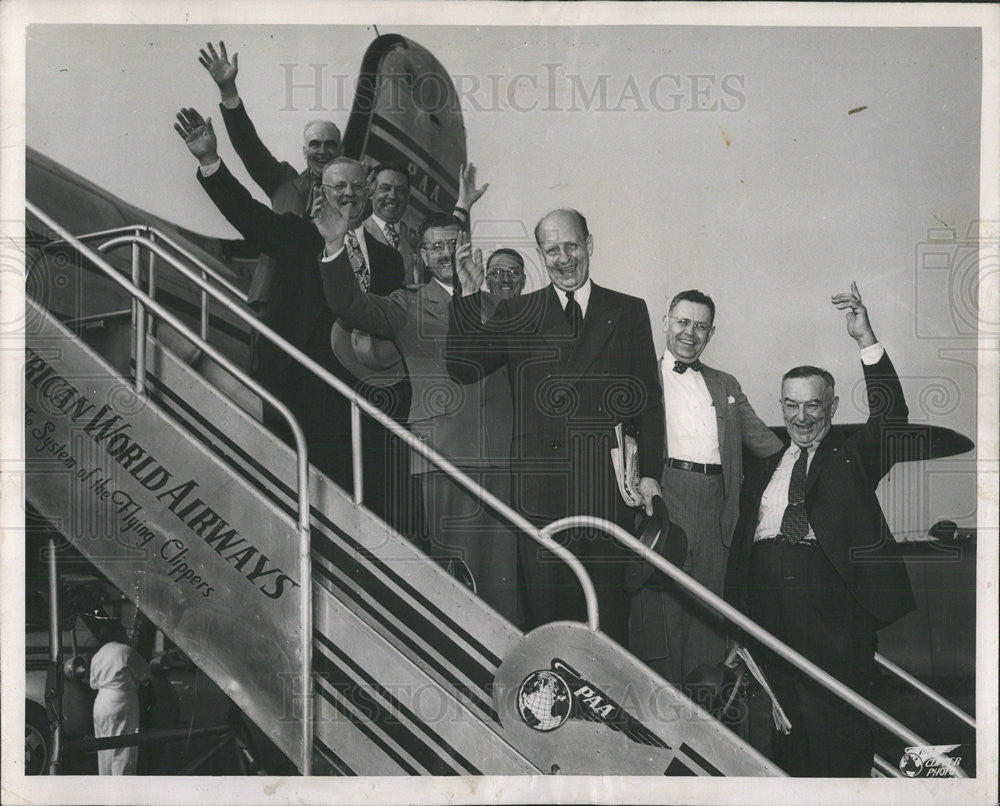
[517,671,572,732]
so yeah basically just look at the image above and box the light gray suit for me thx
[629,362,781,684]
[319,254,520,624]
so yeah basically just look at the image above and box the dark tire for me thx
[25,701,52,775]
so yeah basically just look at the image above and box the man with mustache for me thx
[314,200,520,624]
[724,283,916,777]
[363,162,488,286]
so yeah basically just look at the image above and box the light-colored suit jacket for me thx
[320,256,512,474]
[664,363,782,546]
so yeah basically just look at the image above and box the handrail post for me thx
[351,401,363,506]
[200,270,209,341]
[27,204,316,775]
[45,534,63,775]
[538,521,601,632]
[146,230,156,333]
[130,241,146,395]
[296,432,313,775]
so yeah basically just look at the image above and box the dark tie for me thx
[673,359,703,374]
[383,222,400,249]
[565,290,583,334]
[346,229,370,292]
[779,446,810,542]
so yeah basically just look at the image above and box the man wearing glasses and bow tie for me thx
[628,290,781,688]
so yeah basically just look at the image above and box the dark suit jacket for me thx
[447,283,664,528]
[724,352,917,627]
[668,365,782,546]
[219,100,314,309]
[196,160,404,384]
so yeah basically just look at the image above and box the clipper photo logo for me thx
[898,744,964,777]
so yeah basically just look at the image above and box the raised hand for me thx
[312,191,353,253]
[198,41,239,102]
[455,231,484,295]
[456,162,489,210]
[173,108,218,165]
[831,281,877,347]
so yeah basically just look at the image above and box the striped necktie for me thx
[346,229,370,292]
[383,222,400,249]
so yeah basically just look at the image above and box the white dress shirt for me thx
[320,226,371,270]
[661,354,722,464]
[753,341,886,542]
[552,279,592,319]
[754,443,818,542]
[371,213,399,247]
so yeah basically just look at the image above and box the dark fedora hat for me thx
[330,321,406,387]
[623,495,688,596]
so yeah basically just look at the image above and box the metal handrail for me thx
[26,201,313,775]
[33,208,970,777]
[27,211,599,771]
[541,515,968,778]
[874,651,975,728]
[92,234,601,629]
[43,222,249,303]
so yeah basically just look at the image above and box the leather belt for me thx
[665,458,722,475]
[754,534,817,548]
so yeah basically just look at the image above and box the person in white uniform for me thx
[88,623,151,775]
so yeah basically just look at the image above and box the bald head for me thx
[302,120,343,176]
[535,208,593,292]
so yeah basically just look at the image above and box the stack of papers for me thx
[611,423,643,508]
[735,646,792,734]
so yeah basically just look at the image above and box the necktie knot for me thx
[673,359,703,374]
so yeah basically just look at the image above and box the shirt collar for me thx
[370,213,395,233]
[552,279,592,310]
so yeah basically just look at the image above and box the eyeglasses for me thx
[422,239,458,253]
[782,400,826,416]
[321,181,367,194]
[487,268,524,279]
[666,315,712,334]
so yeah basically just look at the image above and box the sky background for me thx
[24,23,986,536]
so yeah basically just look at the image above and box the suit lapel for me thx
[563,284,622,378]
[363,217,388,248]
[417,279,450,324]
[700,365,728,454]
[293,172,313,207]
[805,432,843,494]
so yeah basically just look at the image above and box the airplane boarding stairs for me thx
[23,204,971,778]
